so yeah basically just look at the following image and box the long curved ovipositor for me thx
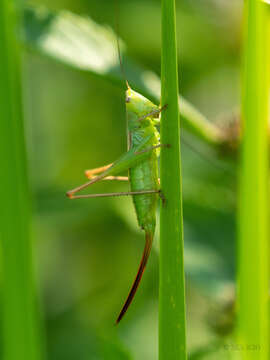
[116,231,153,324]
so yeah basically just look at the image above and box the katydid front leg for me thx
[85,165,128,182]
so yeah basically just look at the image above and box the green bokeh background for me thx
[23,0,241,358]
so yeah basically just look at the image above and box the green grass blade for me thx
[0,2,43,359]
[159,0,187,359]
[238,0,269,358]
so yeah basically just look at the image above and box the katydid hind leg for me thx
[67,134,157,198]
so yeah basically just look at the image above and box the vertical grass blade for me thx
[0,1,43,359]
[159,0,187,359]
[238,0,269,358]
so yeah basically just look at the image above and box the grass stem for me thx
[159,0,187,359]
[238,0,269,359]
[0,1,43,359]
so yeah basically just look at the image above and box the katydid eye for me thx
[126,96,131,103]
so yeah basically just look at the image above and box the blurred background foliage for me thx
[20,0,242,358]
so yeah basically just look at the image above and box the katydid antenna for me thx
[114,0,130,90]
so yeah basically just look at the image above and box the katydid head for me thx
[126,87,159,128]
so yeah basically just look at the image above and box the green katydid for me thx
[66,1,169,323]
[67,83,168,323]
